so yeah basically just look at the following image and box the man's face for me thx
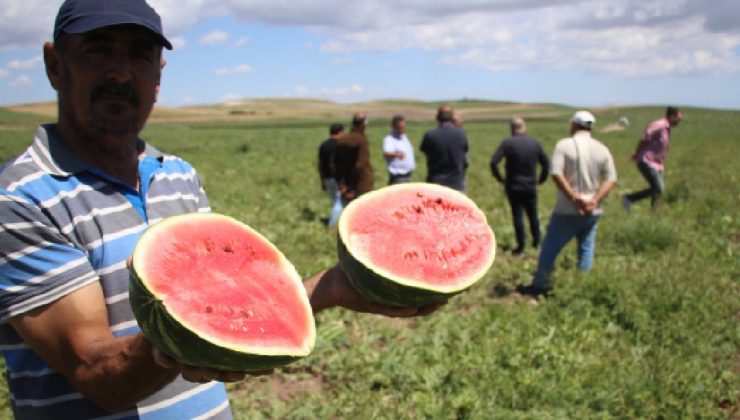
[669,112,683,127]
[394,120,406,135]
[51,25,163,156]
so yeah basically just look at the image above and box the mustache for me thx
[91,82,139,105]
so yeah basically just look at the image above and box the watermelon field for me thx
[0,101,738,418]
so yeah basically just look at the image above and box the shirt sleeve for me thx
[193,171,211,213]
[537,144,551,184]
[601,148,618,183]
[550,142,565,176]
[0,192,99,322]
[490,142,506,182]
[382,136,394,154]
[420,135,428,153]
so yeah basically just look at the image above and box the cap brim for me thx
[57,15,173,50]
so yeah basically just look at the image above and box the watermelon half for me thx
[129,213,316,371]
[338,183,496,307]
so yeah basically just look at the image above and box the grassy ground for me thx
[0,102,737,418]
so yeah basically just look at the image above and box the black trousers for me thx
[506,189,541,252]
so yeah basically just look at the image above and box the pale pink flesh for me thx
[345,189,493,287]
[140,221,310,350]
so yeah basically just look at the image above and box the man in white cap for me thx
[517,111,617,297]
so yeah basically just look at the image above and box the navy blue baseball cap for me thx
[54,0,173,50]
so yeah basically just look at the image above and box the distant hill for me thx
[3,98,579,124]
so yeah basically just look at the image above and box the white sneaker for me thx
[623,196,632,212]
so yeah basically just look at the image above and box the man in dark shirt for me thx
[420,105,469,192]
[318,123,344,226]
[334,112,374,201]
[491,117,550,255]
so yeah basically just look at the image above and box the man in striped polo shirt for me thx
[0,1,438,418]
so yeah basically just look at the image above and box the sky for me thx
[1,0,739,109]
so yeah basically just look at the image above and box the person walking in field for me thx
[420,105,469,192]
[318,123,345,226]
[623,107,684,211]
[0,2,439,418]
[334,111,374,202]
[517,111,617,297]
[382,115,416,185]
[490,117,550,256]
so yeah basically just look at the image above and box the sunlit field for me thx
[0,102,737,418]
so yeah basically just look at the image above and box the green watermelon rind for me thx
[129,269,302,371]
[129,213,315,372]
[337,183,496,307]
[337,237,455,307]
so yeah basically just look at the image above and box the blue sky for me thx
[1,0,739,109]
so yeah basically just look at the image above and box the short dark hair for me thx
[352,115,367,128]
[666,106,681,118]
[391,114,405,126]
[436,107,453,123]
[329,123,344,135]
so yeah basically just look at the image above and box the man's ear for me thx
[43,42,62,92]
[155,58,166,103]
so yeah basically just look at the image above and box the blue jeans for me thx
[324,178,343,226]
[532,213,600,290]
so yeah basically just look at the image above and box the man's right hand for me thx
[152,348,272,383]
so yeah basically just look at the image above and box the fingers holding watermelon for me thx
[151,347,273,383]
[306,265,446,317]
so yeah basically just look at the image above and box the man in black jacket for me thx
[420,105,469,192]
[491,117,550,255]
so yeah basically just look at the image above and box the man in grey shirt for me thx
[517,111,617,297]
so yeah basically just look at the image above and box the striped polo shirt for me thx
[0,125,232,419]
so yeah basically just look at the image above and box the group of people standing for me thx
[317,105,469,226]
[319,106,683,297]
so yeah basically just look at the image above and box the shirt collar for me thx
[573,130,592,140]
[30,124,164,177]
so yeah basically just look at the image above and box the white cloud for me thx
[8,75,32,87]
[234,36,249,47]
[294,84,364,98]
[169,36,188,50]
[0,0,738,79]
[215,64,254,76]
[198,30,229,45]
[222,93,242,102]
[7,55,42,70]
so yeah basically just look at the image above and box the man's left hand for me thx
[307,266,444,317]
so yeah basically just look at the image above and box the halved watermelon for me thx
[338,183,496,307]
[129,213,315,371]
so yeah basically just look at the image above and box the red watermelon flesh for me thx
[130,213,315,370]
[338,183,496,306]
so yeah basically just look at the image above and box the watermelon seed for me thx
[436,198,443,204]
[241,326,249,332]
[404,251,419,260]
[259,327,265,334]
[204,239,215,252]
[205,305,213,313]
[417,192,424,197]
[223,245,234,253]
